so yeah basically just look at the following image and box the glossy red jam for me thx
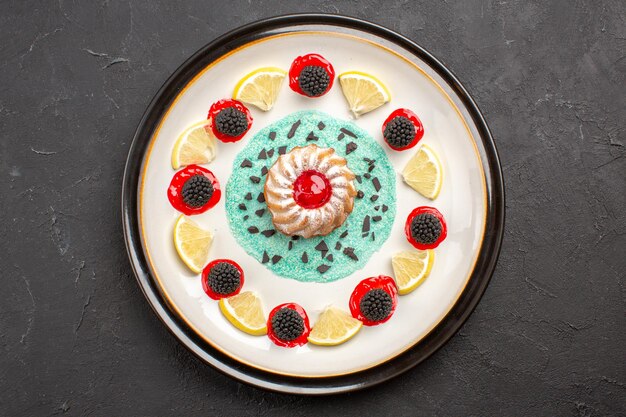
[382,108,424,151]
[288,53,335,97]
[201,259,244,300]
[167,164,221,215]
[404,206,447,250]
[267,303,311,348]
[292,170,332,209]
[349,276,398,326]
[207,99,253,143]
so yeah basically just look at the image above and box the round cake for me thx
[264,144,357,238]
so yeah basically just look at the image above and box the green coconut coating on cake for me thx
[225,110,396,283]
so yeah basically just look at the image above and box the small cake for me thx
[264,144,357,238]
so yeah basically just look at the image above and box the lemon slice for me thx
[392,250,434,295]
[402,144,443,199]
[307,306,363,346]
[219,291,267,335]
[338,71,390,117]
[171,120,217,170]
[173,215,213,273]
[233,67,287,111]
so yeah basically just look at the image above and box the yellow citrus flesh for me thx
[338,71,390,117]
[219,291,267,336]
[402,144,443,200]
[171,120,217,170]
[173,215,213,274]
[307,306,363,346]
[233,67,287,111]
[392,249,434,295]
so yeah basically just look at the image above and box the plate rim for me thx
[122,13,505,395]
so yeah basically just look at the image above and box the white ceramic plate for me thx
[123,14,504,393]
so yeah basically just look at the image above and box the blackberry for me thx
[271,308,304,341]
[214,107,248,137]
[360,289,393,322]
[206,261,241,295]
[383,116,415,148]
[298,66,330,97]
[182,175,214,207]
[410,213,442,244]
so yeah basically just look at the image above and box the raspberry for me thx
[298,65,331,97]
[271,307,304,341]
[410,213,442,245]
[359,289,393,322]
[206,261,241,295]
[181,175,214,208]
[214,107,248,137]
[383,116,415,149]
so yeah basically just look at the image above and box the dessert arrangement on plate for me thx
[167,53,448,348]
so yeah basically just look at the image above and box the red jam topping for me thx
[382,108,424,151]
[349,276,398,326]
[201,259,244,300]
[292,170,332,209]
[288,53,335,97]
[167,164,221,215]
[207,99,253,143]
[267,303,310,347]
[404,206,447,250]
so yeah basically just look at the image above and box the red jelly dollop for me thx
[266,303,311,348]
[404,206,447,250]
[207,99,253,143]
[201,259,244,300]
[167,165,221,215]
[382,108,424,151]
[292,170,332,209]
[288,53,335,97]
[349,275,398,326]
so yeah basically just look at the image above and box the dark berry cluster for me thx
[298,65,331,97]
[410,213,442,244]
[383,116,415,148]
[214,107,248,137]
[359,289,393,322]
[271,308,305,341]
[207,261,241,295]
[182,175,214,207]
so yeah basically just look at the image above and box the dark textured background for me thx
[1,0,624,415]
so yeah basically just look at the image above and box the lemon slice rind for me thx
[392,249,435,295]
[233,67,287,111]
[307,306,363,346]
[173,215,213,274]
[402,144,443,200]
[219,291,267,336]
[171,120,217,170]
[338,71,391,118]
